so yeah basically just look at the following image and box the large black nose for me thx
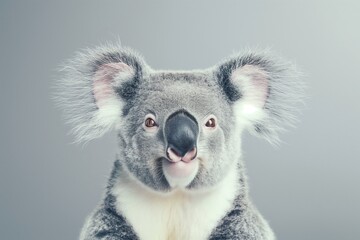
[164,110,199,159]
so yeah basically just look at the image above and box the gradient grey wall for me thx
[1,1,359,239]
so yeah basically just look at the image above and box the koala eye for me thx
[145,117,158,128]
[205,117,216,128]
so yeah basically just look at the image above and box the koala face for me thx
[57,45,303,193]
[119,71,236,191]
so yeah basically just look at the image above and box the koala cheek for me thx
[199,132,225,167]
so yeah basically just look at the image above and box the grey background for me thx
[1,1,359,239]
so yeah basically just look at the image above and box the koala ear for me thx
[214,50,305,144]
[55,45,148,143]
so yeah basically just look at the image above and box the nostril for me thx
[167,147,182,163]
[182,148,197,163]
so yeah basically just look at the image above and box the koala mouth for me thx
[162,158,200,189]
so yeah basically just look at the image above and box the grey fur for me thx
[214,50,304,144]
[54,44,149,143]
[56,43,304,239]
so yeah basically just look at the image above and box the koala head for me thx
[57,44,303,193]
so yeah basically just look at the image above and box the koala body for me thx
[57,44,303,240]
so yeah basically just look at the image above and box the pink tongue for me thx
[164,160,198,178]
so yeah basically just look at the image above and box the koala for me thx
[56,43,303,240]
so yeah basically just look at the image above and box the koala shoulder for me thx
[209,195,275,240]
[80,202,139,240]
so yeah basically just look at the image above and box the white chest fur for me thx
[111,165,239,240]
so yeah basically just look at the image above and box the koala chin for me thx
[56,43,304,240]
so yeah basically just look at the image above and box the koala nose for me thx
[165,110,198,162]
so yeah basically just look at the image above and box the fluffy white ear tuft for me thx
[215,50,305,144]
[93,63,134,108]
[92,62,135,134]
[231,65,269,123]
[55,44,147,143]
